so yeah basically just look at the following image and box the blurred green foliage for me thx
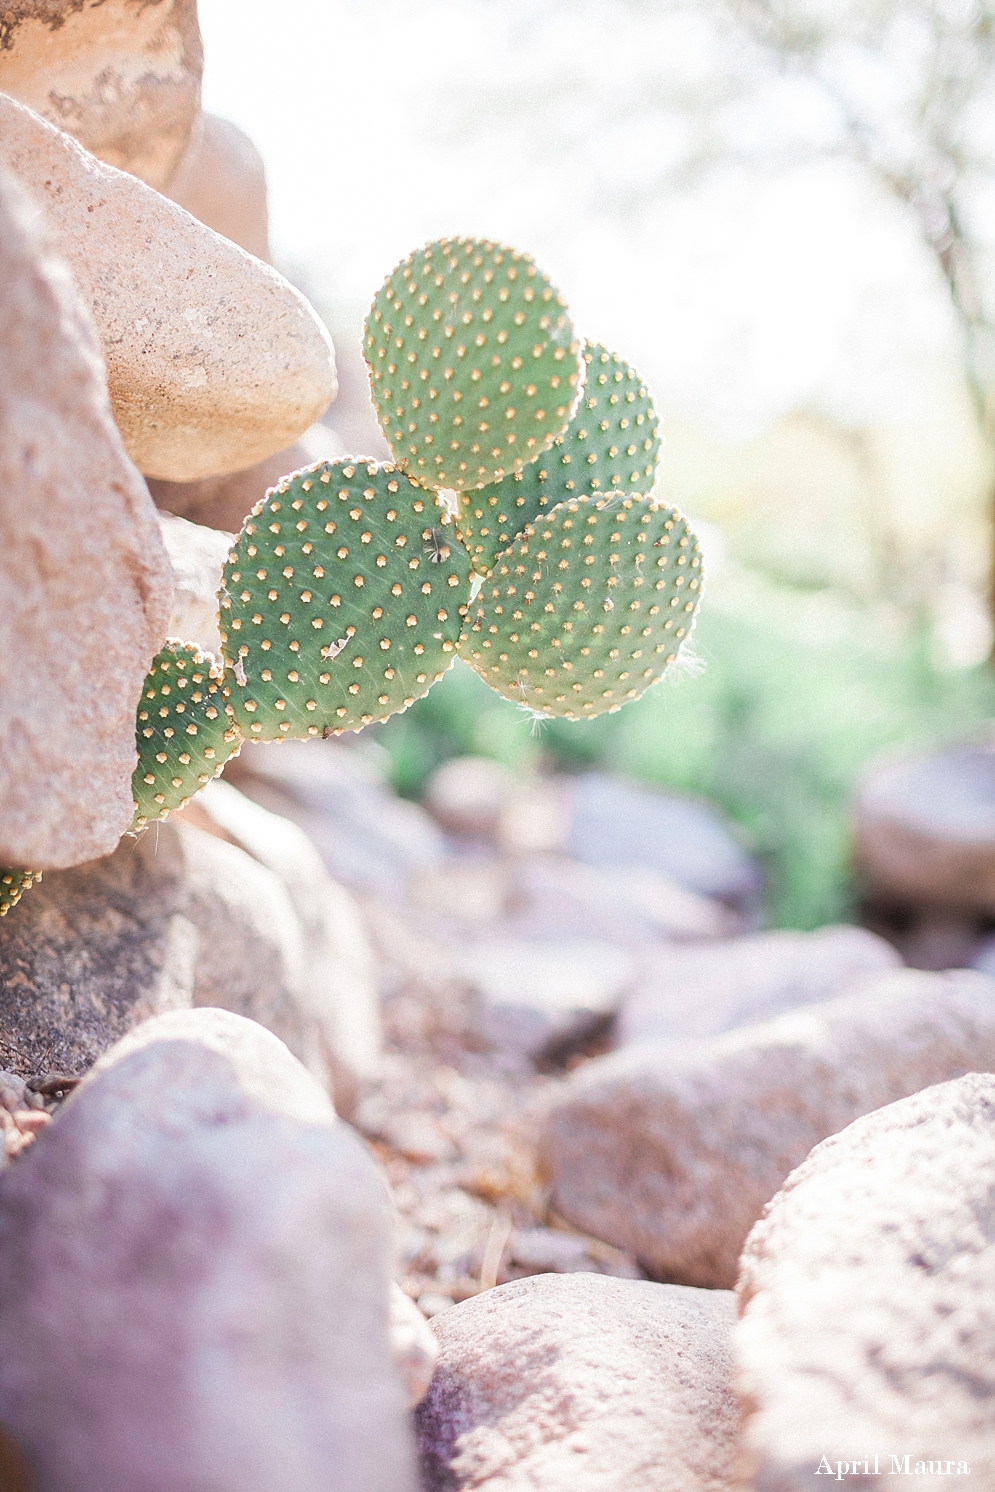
[371,570,995,930]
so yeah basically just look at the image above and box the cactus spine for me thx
[2,236,703,913]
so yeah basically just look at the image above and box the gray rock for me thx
[0,162,172,869]
[736,1073,995,1488]
[619,924,901,1044]
[0,1008,415,1492]
[454,937,637,1061]
[416,1272,738,1492]
[0,811,377,1111]
[540,967,995,1288]
[565,772,763,924]
[226,739,446,894]
[195,779,381,1115]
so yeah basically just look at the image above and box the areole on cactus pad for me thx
[1,235,703,913]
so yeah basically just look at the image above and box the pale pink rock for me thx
[0,163,172,868]
[0,93,337,481]
[736,1073,995,1489]
[619,924,901,1044]
[390,1285,439,1411]
[0,1008,416,1492]
[0,0,203,190]
[416,1272,738,1491]
[167,110,270,259]
[540,967,995,1288]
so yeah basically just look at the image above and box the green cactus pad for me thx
[363,237,584,493]
[459,493,702,719]
[456,343,663,576]
[132,641,240,830]
[0,868,40,917]
[219,459,472,738]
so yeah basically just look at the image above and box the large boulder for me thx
[167,109,270,260]
[0,164,172,869]
[0,93,336,481]
[736,1073,995,1488]
[0,1008,415,1492]
[0,0,203,191]
[416,1272,738,1492]
[540,967,995,1288]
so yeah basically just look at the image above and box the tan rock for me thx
[158,510,232,656]
[540,967,995,1288]
[415,1273,738,1492]
[619,924,901,1044]
[0,1008,416,1492]
[0,94,337,481]
[0,0,202,190]
[423,755,519,838]
[167,110,270,259]
[147,421,346,533]
[0,163,172,869]
[737,1073,995,1488]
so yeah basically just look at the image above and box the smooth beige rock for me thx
[415,1273,738,1491]
[0,1008,416,1492]
[0,94,337,480]
[0,0,202,190]
[390,1285,439,1411]
[540,967,995,1288]
[619,924,901,1044]
[737,1074,995,1489]
[167,109,270,258]
[0,164,172,869]
[146,421,346,532]
[158,510,231,656]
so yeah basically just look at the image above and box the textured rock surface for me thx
[737,1073,995,1488]
[0,0,203,190]
[565,772,763,924]
[0,1008,415,1492]
[0,164,172,869]
[195,779,381,1115]
[0,93,336,481]
[0,812,375,1105]
[416,1273,738,1492]
[541,967,995,1287]
[619,924,900,1044]
[167,109,270,258]
[158,510,231,656]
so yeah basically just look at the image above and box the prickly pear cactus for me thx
[458,494,702,718]
[219,458,471,739]
[132,641,240,830]
[0,869,41,917]
[364,237,585,492]
[455,342,662,576]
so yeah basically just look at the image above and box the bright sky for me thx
[198,0,965,442]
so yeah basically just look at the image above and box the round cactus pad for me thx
[457,343,663,575]
[132,641,239,829]
[459,494,702,719]
[220,459,471,738]
[364,237,584,492]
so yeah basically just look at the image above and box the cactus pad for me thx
[0,869,40,917]
[364,237,584,492]
[459,494,702,719]
[456,343,663,576]
[220,459,471,738]
[132,641,240,830]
